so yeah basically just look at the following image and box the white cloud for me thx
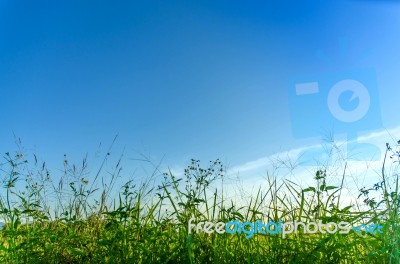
[229,126,400,176]
[223,126,400,207]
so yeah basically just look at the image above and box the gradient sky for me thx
[1,1,400,183]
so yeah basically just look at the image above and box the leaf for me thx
[341,205,352,212]
[13,218,20,229]
[325,186,337,191]
[303,187,316,193]
[232,211,244,220]
[105,221,116,230]
[193,198,206,204]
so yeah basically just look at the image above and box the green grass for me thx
[0,140,399,263]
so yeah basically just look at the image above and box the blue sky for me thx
[1,1,400,184]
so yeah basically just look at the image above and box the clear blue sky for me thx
[1,0,400,177]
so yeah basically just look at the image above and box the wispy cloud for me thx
[223,126,400,204]
[228,126,400,177]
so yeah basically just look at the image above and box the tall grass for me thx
[0,139,399,263]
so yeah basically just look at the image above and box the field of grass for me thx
[0,140,399,263]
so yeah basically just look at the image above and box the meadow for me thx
[0,139,399,263]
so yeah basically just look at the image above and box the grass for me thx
[0,139,399,263]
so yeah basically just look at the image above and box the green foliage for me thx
[0,140,399,263]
